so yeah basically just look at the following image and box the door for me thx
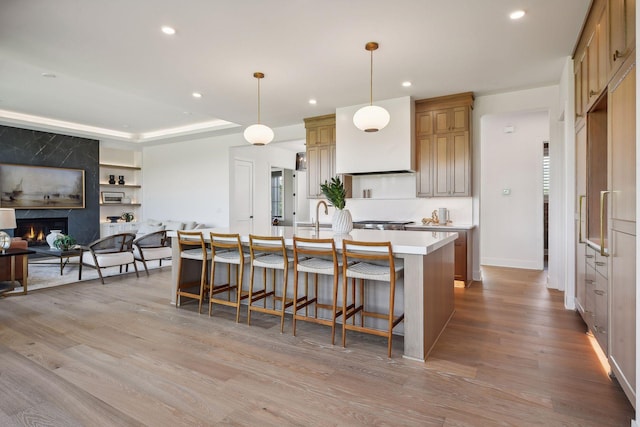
[233,159,253,229]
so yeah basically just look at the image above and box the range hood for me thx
[335,96,415,175]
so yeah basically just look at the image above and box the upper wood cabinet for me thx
[304,114,351,199]
[609,0,636,78]
[415,92,473,198]
[574,0,635,120]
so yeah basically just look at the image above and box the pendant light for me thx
[353,42,390,132]
[244,72,274,145]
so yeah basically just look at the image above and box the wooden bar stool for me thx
[341,239,404,357]
[209,232,250,322]
[176,230,211,313]
[292,236,342,344]
[247,235,294,332]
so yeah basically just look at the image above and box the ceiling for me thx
[0,0,590,145]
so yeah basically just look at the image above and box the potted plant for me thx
[53,234,77,251]
[320,176,352,234]
[121,212,135,222]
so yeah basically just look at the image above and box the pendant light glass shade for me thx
[353,41,389,133]
[244,123,274,146]
[353,105,390,133]
[245,72,274,145]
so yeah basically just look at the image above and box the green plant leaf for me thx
[320,176,346,209]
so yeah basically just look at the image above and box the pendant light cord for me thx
[369,49,374,106]
[257,77,261,124]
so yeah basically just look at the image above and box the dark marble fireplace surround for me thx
[0,125,100,245]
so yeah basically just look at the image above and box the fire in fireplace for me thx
[15,217,68,246]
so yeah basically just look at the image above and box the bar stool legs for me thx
[247,235,293,332]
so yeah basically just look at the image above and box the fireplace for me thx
[16,217,69,246]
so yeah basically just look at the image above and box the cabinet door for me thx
[416,111,433,135]
[609,0,636,76]
[608,62,636,403]
[451,107,468,132]
[596,7,609,95]
[586,30,599,104]
[575,122,588,313]
[433,135,449,196]
[454,231,467,281]
[593,272,608,354]
[433,109,450,134]
[416,135,433,197]
[450,132,470,196]
[574,52,584,120]
[306,147,320,198]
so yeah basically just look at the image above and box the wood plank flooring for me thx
[0,265,634,426]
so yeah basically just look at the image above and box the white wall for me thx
[473,85,564,285]
[480,110,548,269]
[229,141,303,230]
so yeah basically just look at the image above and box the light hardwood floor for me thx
[0,266,634,426]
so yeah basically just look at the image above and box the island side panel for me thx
[424,241,455,358]
[401,252,426,360]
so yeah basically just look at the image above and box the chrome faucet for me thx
[315,200,328,234]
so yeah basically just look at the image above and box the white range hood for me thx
[335,96,415,175]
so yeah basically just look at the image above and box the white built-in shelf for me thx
[100,203,141,207]
[99,184,141,189]
[99,163,141,171]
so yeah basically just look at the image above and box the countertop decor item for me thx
[53,234,76,251]
[107,216,121,223]
[46,229,62,249]
[320,176,352,234]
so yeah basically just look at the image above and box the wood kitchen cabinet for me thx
[405,225,473,286]
[304,114,350,199]
[608,0,635,79]
[573,0,635,407]
[415,92,473,198]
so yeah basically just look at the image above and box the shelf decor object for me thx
[0,208,16,253]
[353,41,390,133]
[244,72,274,145]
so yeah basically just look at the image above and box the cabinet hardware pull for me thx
[578,195,586,243]
[586,279,595,284]
[599,191,610,257]
[585,254,594,258]
[589,90,598,97]
[595,261,606,266]
[613,49,624,61]
[594,289,605,296]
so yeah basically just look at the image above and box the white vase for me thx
[46,230,62,249]
[332,208,353,235]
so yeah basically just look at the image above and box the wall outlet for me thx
[502,188,511,195]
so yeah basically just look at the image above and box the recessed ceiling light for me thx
[41,72,57,78]
[183,111,193,115]
[402,81,412,87]
[161,26,176,35]
[308,99,317,105]
[192,92,202,98]
[510,10,526,20]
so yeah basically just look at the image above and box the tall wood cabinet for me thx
[304,114,351,199]
[573,0,635,407]
[304,114,336,199]
[415,93,473,197]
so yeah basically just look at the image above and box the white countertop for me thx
[405,224,475,231]
[170,224,457,256]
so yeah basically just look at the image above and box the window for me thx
[543,142,550,199]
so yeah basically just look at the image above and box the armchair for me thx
[133,230,172,275]
[79,233,139,284]
[0,238,28,285]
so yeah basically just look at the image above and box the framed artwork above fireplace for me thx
[0,163,85,209]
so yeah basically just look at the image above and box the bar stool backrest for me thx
[341,240,395,271]
[293,236,338,268]
[177,230,207,259]
[249,235,286,257]
[210,232,243,255]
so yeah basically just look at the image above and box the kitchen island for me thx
[169,225,456,361]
